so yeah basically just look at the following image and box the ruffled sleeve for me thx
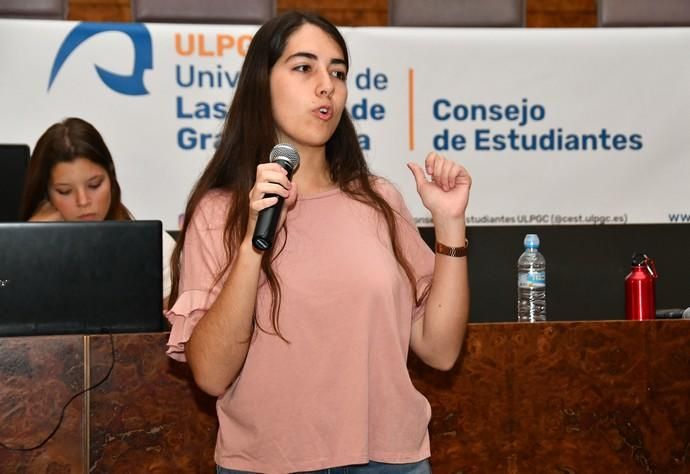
[165,191,230,361]
[161,230,177,300]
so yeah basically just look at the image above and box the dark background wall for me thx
[419,224,690,323]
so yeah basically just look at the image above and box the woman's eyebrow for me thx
[285,51,346,67]
[285,51,317,61]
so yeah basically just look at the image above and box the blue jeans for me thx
[216,459,431,474]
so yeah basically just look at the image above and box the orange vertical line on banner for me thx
[408,68,415,151]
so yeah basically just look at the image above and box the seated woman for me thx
[19,117,176,305]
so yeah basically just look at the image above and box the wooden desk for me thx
[1,321,689,473]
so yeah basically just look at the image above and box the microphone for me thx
[252,143,300,251]
[655,307,690,319]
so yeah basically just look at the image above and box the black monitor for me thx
[0,144,30,222]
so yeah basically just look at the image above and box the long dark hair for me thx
[169,11,425,338]
[20,117,131,221]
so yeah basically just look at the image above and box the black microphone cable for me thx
[0,332,115,451]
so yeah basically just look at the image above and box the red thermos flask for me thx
[625,253,657,320]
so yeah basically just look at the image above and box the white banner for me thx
[1,20,689,229]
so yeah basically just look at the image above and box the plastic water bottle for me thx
[517,233,546,322]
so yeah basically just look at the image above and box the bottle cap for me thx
[631,252,647,266]
[524,234,540,249]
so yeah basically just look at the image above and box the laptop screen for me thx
[0,221,164,336]
[0,144,30,222]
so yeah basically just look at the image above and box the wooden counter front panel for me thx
[410,321,690,473]
[0,336,84,472]
[88,334,217,473]
[2,321,690,473]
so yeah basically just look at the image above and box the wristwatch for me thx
[435,238,469,257]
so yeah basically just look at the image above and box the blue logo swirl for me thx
[48,22,153,96]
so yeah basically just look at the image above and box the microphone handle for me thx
[251,161,294,251]
[252,194,285,251]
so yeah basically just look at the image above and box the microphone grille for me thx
[270,143,300,170]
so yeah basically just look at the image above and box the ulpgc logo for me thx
[48,22,153,95]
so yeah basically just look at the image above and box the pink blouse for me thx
[167,181,435,472]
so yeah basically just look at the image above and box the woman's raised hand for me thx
[407,152,471,222]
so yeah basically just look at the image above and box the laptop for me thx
[0,221,164,336]
[0,144,30,222]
